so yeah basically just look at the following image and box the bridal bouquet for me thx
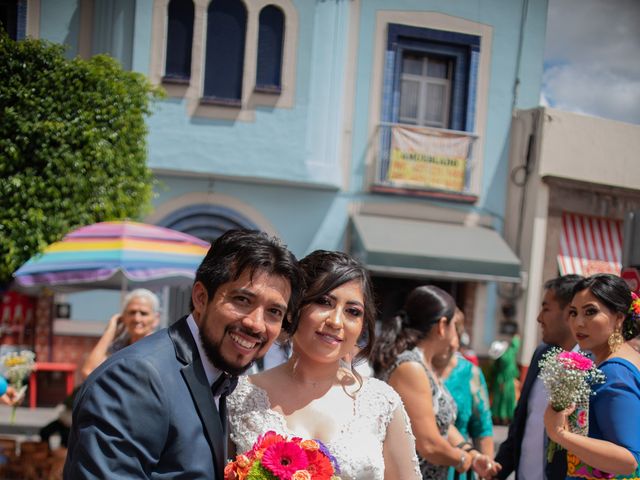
[538,348,605,462]
[0,349,36,423]
[225,430,341,480]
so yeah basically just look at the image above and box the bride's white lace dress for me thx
[228,375,421,480]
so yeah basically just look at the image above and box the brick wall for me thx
[51,335,99,386]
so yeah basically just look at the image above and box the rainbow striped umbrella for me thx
[13,221,210,290]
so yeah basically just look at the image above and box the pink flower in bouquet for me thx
[557,351,594,371]
[261,441,309,479]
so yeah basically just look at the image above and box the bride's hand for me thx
[471,452,501,478]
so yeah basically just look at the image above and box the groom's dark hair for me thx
[190,229,304,332]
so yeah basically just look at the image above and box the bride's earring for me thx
[608,328,624,353]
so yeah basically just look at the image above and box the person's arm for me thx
[388,362,472,473]
[448,425,501,478]
[545,404,637,475]
[64,357,169,478]
[80,313,123,379]
[382,403,422,480]
[476,436,494,457]
[468,364,494,457]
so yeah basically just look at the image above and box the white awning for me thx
[557,212,622,276]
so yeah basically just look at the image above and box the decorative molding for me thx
[145,191,278,235]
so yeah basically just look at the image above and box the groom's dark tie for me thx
[211,373,238,435]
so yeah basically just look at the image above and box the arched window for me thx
[203,0,247,104]
[256,5,284,93]
[158,204,257,244]
[164,0,194,82]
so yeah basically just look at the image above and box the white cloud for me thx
[543,64,640,124]
[543,0,640,124]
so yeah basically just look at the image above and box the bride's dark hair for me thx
[295,250,377,366]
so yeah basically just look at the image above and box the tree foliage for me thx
[0,33,164,287]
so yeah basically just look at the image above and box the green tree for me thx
[0,33,164,288]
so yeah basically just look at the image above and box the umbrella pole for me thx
[120,276,128,306]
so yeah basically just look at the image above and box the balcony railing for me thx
[372,122,478,201]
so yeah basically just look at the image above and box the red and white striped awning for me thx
[557,212,623,276]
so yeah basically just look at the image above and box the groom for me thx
[64,229,303,479]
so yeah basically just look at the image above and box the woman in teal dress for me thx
[544,274,640,479]
[433,312,494,480]
[441,353,494,480]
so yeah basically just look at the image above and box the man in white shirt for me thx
[494,274,583,479]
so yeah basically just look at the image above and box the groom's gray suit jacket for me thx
[64,316,227,479]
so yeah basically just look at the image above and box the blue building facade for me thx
[16,0,548,351]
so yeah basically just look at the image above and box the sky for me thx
[541,0,640,125]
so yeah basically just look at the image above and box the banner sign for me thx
[387,125,472,192]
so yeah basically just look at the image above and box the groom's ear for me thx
[191,282,209,318]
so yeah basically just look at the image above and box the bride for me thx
[227,250,421,479]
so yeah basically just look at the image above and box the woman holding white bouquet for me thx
[227,250,421,479]
[544,273,640,479]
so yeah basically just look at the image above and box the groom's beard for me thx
[199,328,262,376]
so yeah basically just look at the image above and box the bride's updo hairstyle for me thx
[573,274,640,341]
[372,285,455,377]
[295,250,376,364]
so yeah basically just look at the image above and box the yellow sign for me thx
[387,126,471,192]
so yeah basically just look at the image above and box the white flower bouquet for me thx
[537,348,605,462]
[0,350,36,423]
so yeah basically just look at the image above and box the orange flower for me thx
[292,471,312,480]
[300,440,320,452]
[235,454,251,469]
[224,462,238,480]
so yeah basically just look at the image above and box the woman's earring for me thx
[608,328,624,353]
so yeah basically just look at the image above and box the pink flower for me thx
[557,351,594,371]
[577,409,588,428]
[261,441,309,479]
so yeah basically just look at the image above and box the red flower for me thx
[261,441,309,479]
[304,449,335,480]
[252,431,287,460]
